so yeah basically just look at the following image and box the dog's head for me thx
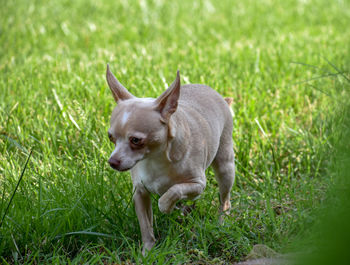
[106,65,180,171]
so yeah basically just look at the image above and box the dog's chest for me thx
[133,159,177,195]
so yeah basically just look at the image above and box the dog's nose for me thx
[108,157,121,170]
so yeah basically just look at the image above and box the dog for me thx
[106,64,235,254]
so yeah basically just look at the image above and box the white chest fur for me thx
[132,158,177,195]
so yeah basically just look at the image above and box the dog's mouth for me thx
[109,164,132,172]
[109,159,141,172]
[114,166,132,172]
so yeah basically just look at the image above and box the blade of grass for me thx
[0,150,32,229]
[290,61,324,71]
[323,57,350,83]
[306,84,334,98]
[290,72,343,86]
[57,231,115,239]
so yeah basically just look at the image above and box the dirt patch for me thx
[234,244,290,265]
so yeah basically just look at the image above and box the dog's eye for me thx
[130,137,142,146]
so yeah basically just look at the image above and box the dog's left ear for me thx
[155,70,181,122]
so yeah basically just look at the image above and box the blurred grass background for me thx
[1,0,350,263]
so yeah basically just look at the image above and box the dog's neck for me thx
[165,108,190,162]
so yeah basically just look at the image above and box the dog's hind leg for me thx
[212,127,235,224]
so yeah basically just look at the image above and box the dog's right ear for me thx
[106,64,134,102]
[155,70,181,122]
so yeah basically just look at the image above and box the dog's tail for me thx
[224,97,234,117]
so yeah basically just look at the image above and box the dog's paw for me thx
[158,196,175,214]
[219,200,232,225]
[142,241,155,256]
[158,187,181,214]
[222,200,231,212]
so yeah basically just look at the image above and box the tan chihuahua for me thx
[106,64,235,254]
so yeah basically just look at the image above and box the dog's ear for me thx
[106,64,134,102]
[155,70,181,122]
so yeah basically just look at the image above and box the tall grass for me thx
[1,0,350,263]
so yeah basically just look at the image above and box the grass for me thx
[1,0,350,263]
[293,80,350,265]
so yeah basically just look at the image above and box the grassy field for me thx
[1,0,350,263]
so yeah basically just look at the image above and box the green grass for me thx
[1,0,350,263]
[293,82,350,265]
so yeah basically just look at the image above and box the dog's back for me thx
[169,84,233,169]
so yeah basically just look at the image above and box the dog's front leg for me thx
[158,182,205,214]
[133,187,155,255]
